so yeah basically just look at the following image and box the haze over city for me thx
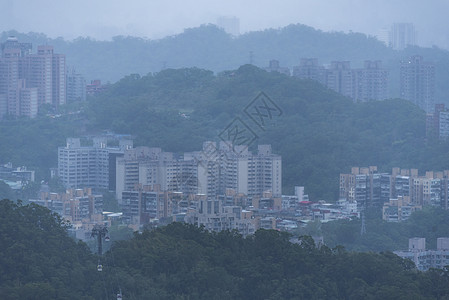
[2,0,449,49]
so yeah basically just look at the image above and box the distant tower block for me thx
[390,23,416,50]
[217,16,240,36]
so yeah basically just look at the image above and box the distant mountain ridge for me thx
[3,24,449,103]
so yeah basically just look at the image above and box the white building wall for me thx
[237,158,248,195]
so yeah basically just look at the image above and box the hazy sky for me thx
[1,0,449,49]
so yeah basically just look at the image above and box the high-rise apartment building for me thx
[400,55,435,113]
[354,61,388,102]
[426,104,449,140]
[325,61,354,99]
[66,68,86,102]
[389,23,416,50]
[0,37,66,117]
[292,58,326,84]
[58,137,133,190]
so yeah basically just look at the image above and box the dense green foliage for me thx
[2,65,449,200]
[0,200,100,299]
[105,222,449,299]
[0,116,80,180]
[3,24,449,102]
[1,201,449,299]
[88,65,449,200]
[299,207,449,252]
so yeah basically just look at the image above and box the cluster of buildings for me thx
[266,58,388,103]
[340,166,449,222]
[118,183,358,234]
[0,37,66,118]
[0,162,35,189]
[29,188,105,240]
[57,137,285,232]
[56,136,364,234]
[0,37,108,119]
[394,237,449,271]
[292,59,388,103]
[115,141,282,200]
[58,138,282,198]
[266,54,435,113]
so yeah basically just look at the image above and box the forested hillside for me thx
[3,24,449,102]
[88,65,449,200]
[2,66,449,200]
[0,200,100,299]
[1,200,449,299]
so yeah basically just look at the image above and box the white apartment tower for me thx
[400,55,435,113]
[325,61,354,99]
[58,137,132,190]
[390,23,416,51]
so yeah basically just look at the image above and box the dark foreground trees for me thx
[107,223,449,299]
[1,200,449,299]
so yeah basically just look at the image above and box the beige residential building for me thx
[0,37,66,117]
[116,141,282,201]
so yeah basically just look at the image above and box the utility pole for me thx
[91,224,108,255]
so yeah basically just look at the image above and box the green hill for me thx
[1,201,448,299]
[2,66,449,200]
[0,200,100,299]
[88,65,448,200]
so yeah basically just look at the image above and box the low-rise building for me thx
[382,196,422,222]
[29,188,104,240]
[394,237,449,271]
[185,197,256,236]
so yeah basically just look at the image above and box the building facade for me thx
[400,55,435,113]
[292,58,326,84]
[293,59,388,103]
[66,68,86,102]
[354,61,388,102]
[0,37,66,117]
[340,166,449,210]
[325,61,354,99]
[394,237,449,271]
[116,141,282,201]
[58,137,133,190]
[389,23,416,51]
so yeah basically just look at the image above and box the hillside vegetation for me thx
[2,66,449,200]
[88,65,449,200]
[1,200,449,299]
